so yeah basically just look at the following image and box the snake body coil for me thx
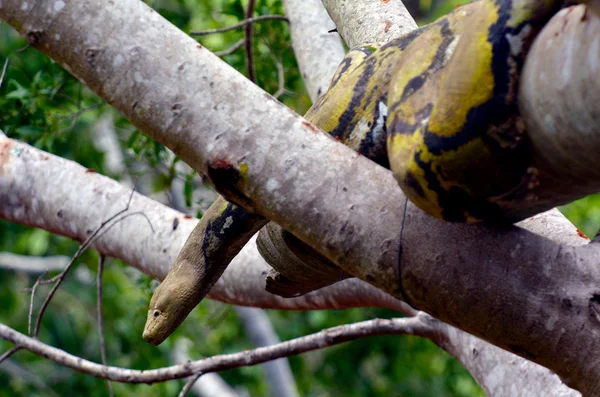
[144,0,565,345]
[310,0,560,222]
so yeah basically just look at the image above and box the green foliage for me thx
[0,0,597,396]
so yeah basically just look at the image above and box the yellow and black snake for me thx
[143,0,566,345]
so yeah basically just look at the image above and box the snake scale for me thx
[143,0,565,345]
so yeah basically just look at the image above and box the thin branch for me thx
[214,39,244,57]
[189,15,289,36]
[28,275,44,335]
[32,186,137,338]
[179,374,203,397]
[272,59,286,99]
[53,102,105,134]
[0,57,9,89]
[245,0,257,83]
[51,102,104,119]
[15,43,30,53]
[0,346,20,366]
[96,255,113,397]
[172,339,239,397]
[0,315,436,384]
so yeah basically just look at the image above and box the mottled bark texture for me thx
[1,0,600,393]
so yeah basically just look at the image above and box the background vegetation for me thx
[1,0,597,395]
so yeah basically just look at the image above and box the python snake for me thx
[143,0,565,345]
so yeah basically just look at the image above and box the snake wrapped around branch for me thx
[143,0,595,345]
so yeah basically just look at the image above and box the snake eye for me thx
[153,310,160,318]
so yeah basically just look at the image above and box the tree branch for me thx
[0,131,582,396]
[189,15,289,36]
[1,0,599,392]
[0,132,411,314]
[282,0,345,101]
[320,0,417,47]
[0,316,436,384]
[172,339,239,397]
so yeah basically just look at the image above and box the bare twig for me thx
[0,58,9,89]
[0,346,20,366]
[52,102,104,119]
[28,276,44,335]
[245,0,257,83]
[53,102,105,134]
[96,255,113,397]
[189,15,289,36]
[0,315,436,383]
[15,43,30,53]
[172,339,239,397]
[32,187,137,338]
[179,373,203,397]
[235,306,298,397]
[214,39,244,57]
[272,59,286,99]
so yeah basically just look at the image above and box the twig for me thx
[97,255,113,397]
[15,43,30,53]
[272,59,286,99]
[0,315,436,384]
[0,346,20,366]
[189,15,289,36]
[28,276,44,335]
[245,0,257,83]
[53,102,105,135]
[178,373,203,397]
[52,102,104,119]
[32,187,137,338]
[0,58,9,89]
[214,39,244,57]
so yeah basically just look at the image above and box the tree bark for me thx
[0,132,581,395]
[1,0,600,393]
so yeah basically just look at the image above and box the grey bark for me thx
[0,132,581,397]
[1,0,600,394]
[282,0,345,101]
[321,0,418,46]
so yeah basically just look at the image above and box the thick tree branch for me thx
[0,131,581,397]
[1,0,600,392]
[321,0,417,47]
[0,132,410,314]
[282,0,345,101]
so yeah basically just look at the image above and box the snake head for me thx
[143,266,202,346]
